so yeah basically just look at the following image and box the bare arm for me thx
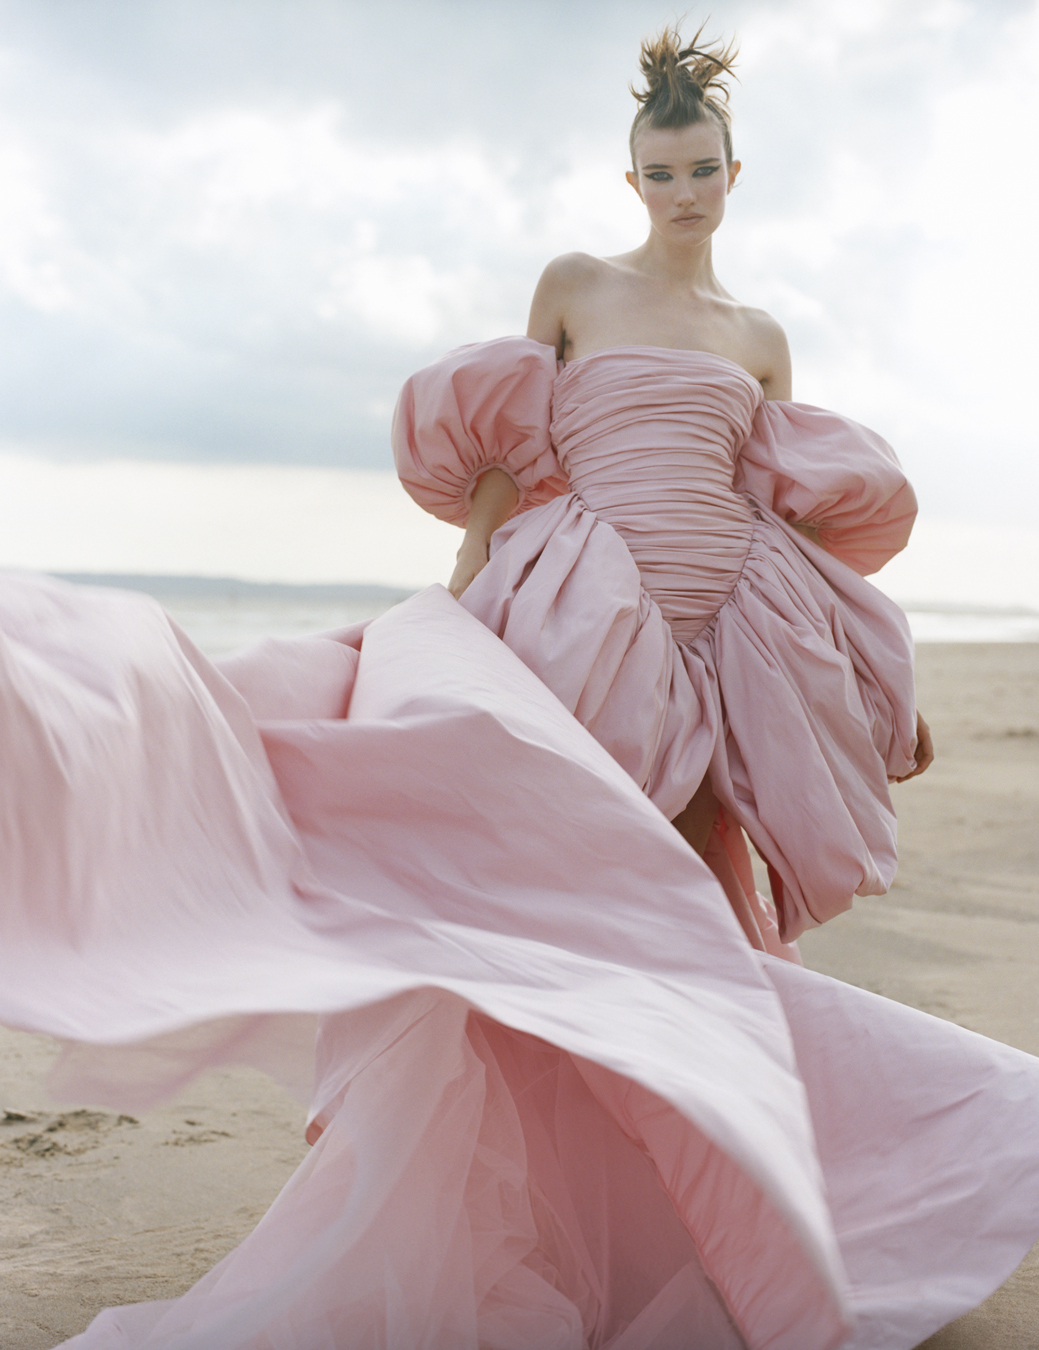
[756,309,931,776]
[756,316,822,542]
[446,468,519,599]
[527,254,593,359]
[752,317,824,543]
[758,313,792,403]
[451,257,583,597]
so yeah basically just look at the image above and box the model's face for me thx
[626,122,739,245]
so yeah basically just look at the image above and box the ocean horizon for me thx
[51,572,1039,655]
[5,456,1038,632]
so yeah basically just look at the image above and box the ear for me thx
[727,159,742,192]
[625,169,643,200]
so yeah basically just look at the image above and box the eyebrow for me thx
[642,158,721,169]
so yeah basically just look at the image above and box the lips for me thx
[672,214,704,224]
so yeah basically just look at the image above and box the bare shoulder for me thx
[542,250,614,283]
[527,253,609,354]
[737,305,791,401]
[531,252,608,308]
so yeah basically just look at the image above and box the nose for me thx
[674,178,695,204]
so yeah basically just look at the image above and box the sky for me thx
[0,0,1037,597]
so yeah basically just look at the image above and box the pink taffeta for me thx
[394,339,919,944]
[0,339,1036,1349]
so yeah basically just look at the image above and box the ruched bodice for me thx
[393,336,920,941]
[553,348,763,641]
[6,345,1038,1350]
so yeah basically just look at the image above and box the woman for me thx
[393,27,933,954]
[4,27,1038,1350]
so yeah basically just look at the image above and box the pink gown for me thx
[394,338,919,947]
[0,343,1037,1349]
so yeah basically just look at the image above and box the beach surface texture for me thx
[0,642,1036,1350]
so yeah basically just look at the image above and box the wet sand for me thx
[1,643,1037,1348]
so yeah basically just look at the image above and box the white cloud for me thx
[0,139,76,311]
[713,0,1039,526]
[0,0,1035,562]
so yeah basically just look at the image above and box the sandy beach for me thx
[1,642,1037,1349]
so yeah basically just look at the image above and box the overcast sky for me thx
[0,0,1036,535]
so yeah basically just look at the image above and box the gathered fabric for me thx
[2,575,1037,1350]
[394,339,918,940]
[0,339,1034,1349]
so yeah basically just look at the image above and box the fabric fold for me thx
[393,340,918,935]
[393,336,568,525]
[2,572,1038,1348]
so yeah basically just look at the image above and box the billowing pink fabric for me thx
[735,400,918,577]
[2,572,1039,1349]
[394,335,568,524]
[392,340,918,939]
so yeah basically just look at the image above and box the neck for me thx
[630,233,721,290]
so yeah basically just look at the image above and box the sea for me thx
[9,457,1037,648]
[54,574,1039,659]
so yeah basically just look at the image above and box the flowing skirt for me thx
[2,574,1037,1350]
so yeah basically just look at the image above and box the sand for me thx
[800,644,1039,1349]
[1,642,1037,1349]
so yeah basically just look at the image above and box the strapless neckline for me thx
[550,341,764,645]
[559,345,761,389]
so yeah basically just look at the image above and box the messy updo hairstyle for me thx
[629,23,738,170]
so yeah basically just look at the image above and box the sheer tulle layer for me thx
[4,575,1039,1349]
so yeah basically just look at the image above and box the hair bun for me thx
[629,23,738,166]
[633,23,737,108]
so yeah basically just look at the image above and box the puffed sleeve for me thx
[735,401,918,576]
[392,336,569,526]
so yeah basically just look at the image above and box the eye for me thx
[646,171,672,181]
[692,165,721,177]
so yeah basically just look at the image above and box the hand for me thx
[895,711,934,782]
[447,538,489,599]
[447,469,519,599]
